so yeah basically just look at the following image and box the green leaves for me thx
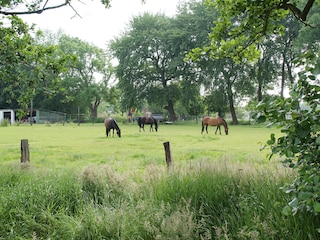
[313,201,320,213]
[111,12,204,116]
[188,1,317,63]
[54,34,114,118]
[256,50,320,216]
[0,16,66,110]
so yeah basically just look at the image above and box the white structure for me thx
[0,109,15,124]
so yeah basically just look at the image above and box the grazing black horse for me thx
[104,118,121,137]
[137,116,158,132]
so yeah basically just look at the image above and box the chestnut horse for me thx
[201,116,228,135]
[104,118,121,137]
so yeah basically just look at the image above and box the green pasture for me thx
[1,121,279,171]
[1,122,320,239]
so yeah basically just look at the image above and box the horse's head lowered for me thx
[116,128,121,137]
[104,118,121,138]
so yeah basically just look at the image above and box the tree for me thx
[197,55,254,124]
[0,16,70,114]
[273,15,302,97]
[180,80,204,121]
[188,0,316,63]
[0,0,118,113]
[249,40,279,102]
[56,34,114,119]
[111,13,186,120]
[177,0,227,119]
[204,89,228,117]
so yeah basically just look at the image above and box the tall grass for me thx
[0,123,319,239]
[0,118,9,127]
[0,161,319,239]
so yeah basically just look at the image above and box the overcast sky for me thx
[22,0,181,48]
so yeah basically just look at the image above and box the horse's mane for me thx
[112,119,120,130]
[221,118,228,128]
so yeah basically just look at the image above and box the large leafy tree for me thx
[181,1,260,123]
[111,13,187,120]
[0,0,115,113]
[249,40,279,102]
[191,0,317,62]
[0,16,70,114]
[57,34,114,118]
[176,0,224,120]
[210,58,253,124]
[273,15,302,97]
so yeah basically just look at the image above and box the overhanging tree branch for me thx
[0,0,115,17]
[0,1,72,15]
[280,0,315,21]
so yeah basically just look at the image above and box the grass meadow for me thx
[0,121,319,239]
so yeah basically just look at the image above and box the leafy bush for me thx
[257,51,320,217]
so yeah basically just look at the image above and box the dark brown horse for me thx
[201,116,228,135]
[104,118,121,137]
[137,116,158,132]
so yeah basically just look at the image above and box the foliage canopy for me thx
[187,0,318,63]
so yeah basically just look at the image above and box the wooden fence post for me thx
[163,141,172,169]
[21,139,30,163]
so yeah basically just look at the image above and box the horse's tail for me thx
[201,117,205,133]
[137,117,142,127]
[154,118,158,132]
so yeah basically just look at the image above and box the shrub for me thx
[257,51,320,217]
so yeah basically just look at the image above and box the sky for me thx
[22,0,181,48]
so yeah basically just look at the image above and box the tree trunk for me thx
[225,77,238,125]
[89,105,98,119]
[285,55,294,84]
[229,101,238,125]
[227,87,238,125]
[89,99,100,119]
[165,100,176,121]
[257,83,263,102]
[257,65,263,102]
[280,57,285,98]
